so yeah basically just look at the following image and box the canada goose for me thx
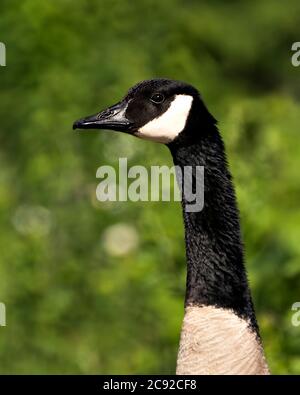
[73,79,269,375]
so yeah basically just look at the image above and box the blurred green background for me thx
[0,0,300,374]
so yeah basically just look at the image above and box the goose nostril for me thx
[98,109,115,119]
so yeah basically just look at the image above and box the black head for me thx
[73,78,216,144]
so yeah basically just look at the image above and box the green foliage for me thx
[0,0,300,374]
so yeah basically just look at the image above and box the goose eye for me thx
[150,93,165,104]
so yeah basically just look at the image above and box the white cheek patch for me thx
[136,94,193,143]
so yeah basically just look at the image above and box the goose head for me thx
[73,78,216,144]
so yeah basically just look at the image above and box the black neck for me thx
[168,122,258,332]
